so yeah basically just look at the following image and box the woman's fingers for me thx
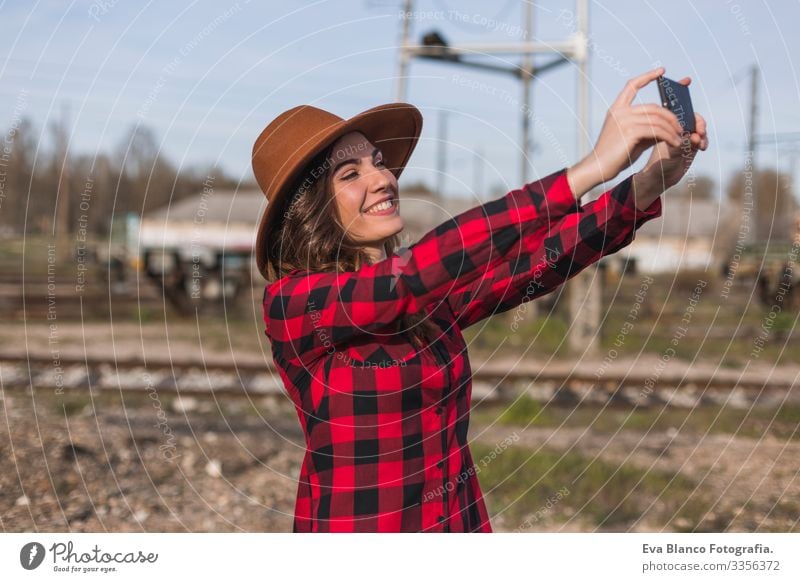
[633,122,682,148]
[613,67,666,108]
[682,113,708,150]
[684,128,709,151]
[634,105,708,149]
[694,112,707,137]
[595,69,708,181]
[632,104,684,133]
[692,132,709,151]
[636,118,682,147]
[625,106,707,151]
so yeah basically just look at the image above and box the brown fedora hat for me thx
[251,102,423,279]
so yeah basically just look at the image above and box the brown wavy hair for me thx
[262,143,439,350]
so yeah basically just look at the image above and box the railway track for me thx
[1,352,796,409]
[0,286,261,319]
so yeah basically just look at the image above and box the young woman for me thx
[252,67,708,533]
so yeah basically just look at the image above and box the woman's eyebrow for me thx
[332,147,382,174]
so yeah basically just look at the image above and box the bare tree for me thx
[1,117,39,234]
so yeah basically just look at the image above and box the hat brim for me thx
[254,103,423,280]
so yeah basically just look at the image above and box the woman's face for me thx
[327,131,403,257]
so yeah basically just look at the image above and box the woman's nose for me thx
[366,164,392,190]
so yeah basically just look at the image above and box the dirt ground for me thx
[2,385,797,533]
[1,318,798,532]
[475,423,800,532]
[1,389,301,532]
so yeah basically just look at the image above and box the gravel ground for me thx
[2,386,798,532]
[2,322,798,532]
[1,390,301,532]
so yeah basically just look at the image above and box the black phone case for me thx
[657,76,695,133]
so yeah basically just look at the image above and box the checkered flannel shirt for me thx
[262,167,662,532]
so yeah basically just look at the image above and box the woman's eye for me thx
[342,171,357,180]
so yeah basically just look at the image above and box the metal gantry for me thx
[393,1,602,355]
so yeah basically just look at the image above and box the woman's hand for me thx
[567,67,689,198]
[632,81,709,208]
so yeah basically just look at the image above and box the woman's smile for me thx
[362,197,399,216]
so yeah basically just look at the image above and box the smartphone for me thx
[657,76,696,134]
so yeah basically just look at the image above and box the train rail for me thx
[1,352,796,409]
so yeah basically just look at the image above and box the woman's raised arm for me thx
[263,167,580,369]
[443,168,661,329]
[442,66,709,330]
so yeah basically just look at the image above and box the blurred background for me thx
[1,0,798,533]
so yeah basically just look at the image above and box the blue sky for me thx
[1,0,798,201]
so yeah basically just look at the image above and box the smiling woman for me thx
[254,104,442,357]
[251,70,707,533]
[326,132,403,263]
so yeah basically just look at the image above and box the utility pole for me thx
[395,0,595,353]
[749,64,761,243]
[436,110,448,197]
[394,0,414,103]
[519,1,540,321]
[55,101,71,261]
[473,146,484,201]
[566,0,599,355]
[520,0,533,184]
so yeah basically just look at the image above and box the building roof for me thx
[144,190,266,225]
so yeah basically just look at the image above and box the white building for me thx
[139,189,265,260]
[618,196,725,273]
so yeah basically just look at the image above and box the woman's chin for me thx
[358,217,404,239]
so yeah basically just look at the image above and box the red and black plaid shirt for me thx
[262,167,662,532]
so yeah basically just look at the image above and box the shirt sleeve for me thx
[262,167,581,369]
[443,168,663,330]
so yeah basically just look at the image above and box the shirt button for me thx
[436,460,444,469]
[435,406,443,415]
[437,515,444,523]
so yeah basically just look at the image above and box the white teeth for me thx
[364,199,394,214]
